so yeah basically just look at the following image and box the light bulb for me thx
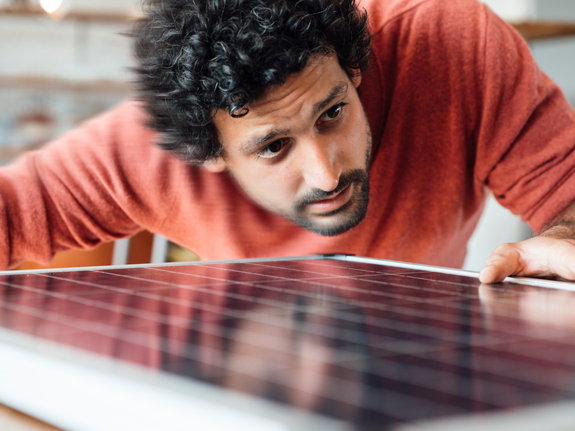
[39,0,63,14]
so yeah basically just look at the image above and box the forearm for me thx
[0,151,140,270]
[539,204,575,240]
[0,101,184,269]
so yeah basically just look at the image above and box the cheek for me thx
[340,112,369,163]
[236,163,300,205]
[265,166,301,202]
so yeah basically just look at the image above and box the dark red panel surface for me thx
[1,259,575,429]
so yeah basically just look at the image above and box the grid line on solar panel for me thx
[1,276,377,347]
[1,299,363,378]
[469,341,575,367]
[357,385,466,421]
[0,279,234,328]
[411,349,575,392]
[238,363,472,422]
[21,280,572,358]
[257,262,479,289]
[234,264,478,299]
[0,281,276,334]
[155,263,377,282]
[255,260,427,276]
[0,284,376,365]
[1,286,572,390]
[103,268,304,287]
[157,262,427,284]
[127,263,456,304]
[98,268,392,313]
[46,270,446,331]
[218,264,475,291]
[224,360,469,421]
[37,272,305,313]
[252,278,477,306]
[30,269,564,343]
[147,266,486,321]
[0,279,298,333]
[0,301,484,419]
[211,263,376,277]
[242,280,575,343]
[241,261,388,275]
[0,308,515,391]
[364,358,571,406]
[234,261,428,280]
[1,284,462,366]
[3,268,571,348]
[3,271,568,359]
[39,284,495,353]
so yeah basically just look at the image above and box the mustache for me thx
[294,169,369,210]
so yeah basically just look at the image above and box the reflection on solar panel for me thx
[1,255,575,431]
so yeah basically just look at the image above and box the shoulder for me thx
[362,0,493,77]
[75,100,155,146]
[39,100,188,190]
[359,0,489,37]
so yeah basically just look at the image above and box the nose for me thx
[302,138,342,192]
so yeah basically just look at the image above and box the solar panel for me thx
[1,255,575,431]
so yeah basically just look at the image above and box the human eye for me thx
[318,102,348,125]
[256,138,290,160]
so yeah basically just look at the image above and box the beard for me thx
[286,168,371,236]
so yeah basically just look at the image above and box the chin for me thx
[295,195,370,237]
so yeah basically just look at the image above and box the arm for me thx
[0,102,178,270]
[471,6,575,282]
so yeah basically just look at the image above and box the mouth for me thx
[306,184,353,215]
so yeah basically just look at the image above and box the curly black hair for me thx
[133,0,372,164]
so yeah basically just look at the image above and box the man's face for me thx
[209,55,372,236]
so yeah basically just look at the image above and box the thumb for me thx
[479,243,523,284]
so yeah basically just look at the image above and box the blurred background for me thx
[0,0,574,271]
[0,0,201,269]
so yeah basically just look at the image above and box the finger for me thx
[479,243,523,284]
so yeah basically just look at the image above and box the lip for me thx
[306,185,352,214]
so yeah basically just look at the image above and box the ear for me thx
[351,71,362,88]
[202,157,227,173]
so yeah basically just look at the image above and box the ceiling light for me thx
[39,0,62,13]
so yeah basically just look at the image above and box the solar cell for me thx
[1,255,575,431]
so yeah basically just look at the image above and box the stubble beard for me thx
[286,143,372,237]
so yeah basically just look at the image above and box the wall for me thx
[481,0,536,20]
[0,2,136,161]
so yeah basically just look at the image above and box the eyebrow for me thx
[238,81,350,154]
[311,81,349,119]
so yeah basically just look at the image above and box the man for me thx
[1,0,575,283]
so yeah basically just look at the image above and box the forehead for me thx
[252,55,345,113]
[213,55,351,147]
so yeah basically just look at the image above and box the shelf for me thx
[0,75,130,94]
[510,21,575,41]
[2,6,575,41]
[0,5,138,23]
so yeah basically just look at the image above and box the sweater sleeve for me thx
[0,101,181,269]
[474,3,575,233]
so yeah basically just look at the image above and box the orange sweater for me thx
[1,0,575,270]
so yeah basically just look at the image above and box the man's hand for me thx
[479,224,575,284]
